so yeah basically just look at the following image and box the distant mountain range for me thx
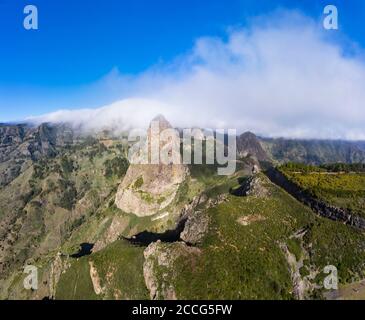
[237,131,365,165]
[1,122,365,188]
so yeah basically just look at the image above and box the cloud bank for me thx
[30,11,365,140]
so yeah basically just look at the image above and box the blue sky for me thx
[0,0,365,129]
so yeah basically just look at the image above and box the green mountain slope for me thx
[1,123,365,300]
[260,138,365,164]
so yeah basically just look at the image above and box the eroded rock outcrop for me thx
[232,174,270,198]
[89,261,104,295]
[115,116,188,217]
[49,252,71,299]
[180,210,209,245]
[143,240,201,300]
[179,193,228,245]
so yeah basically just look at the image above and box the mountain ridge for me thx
[1,118,365,300]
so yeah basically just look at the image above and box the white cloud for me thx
[29,98,173,134]
[30,10,365,140]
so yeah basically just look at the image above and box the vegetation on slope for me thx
[56,240,148,300]
[0,135,130,296]
[279,163,365,217]
[2,123,365,300]
[145,174,365,299]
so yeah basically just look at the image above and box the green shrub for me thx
[133,176,144,189]
[104,157,129,178]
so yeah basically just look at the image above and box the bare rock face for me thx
[244,175,270,197]
[49,253,71,299]
[180,210,209,245]
[143,241,201,300]
[89,261,104,296]
[179,193,226,245]
[115,116,188,217]
[232,174,270,198]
